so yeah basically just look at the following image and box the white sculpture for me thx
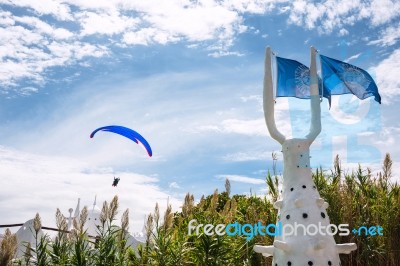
[85,196,102,237]
[15,219,43,258]
[254,47,357,265]
[67,196,101,237]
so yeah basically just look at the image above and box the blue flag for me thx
[276,56,330,102]
[320,54,381,104]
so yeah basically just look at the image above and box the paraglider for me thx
[112,177,120,187]
[90,125,152,157]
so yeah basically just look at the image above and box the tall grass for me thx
[1,154,399,265]
[0,228,17,265]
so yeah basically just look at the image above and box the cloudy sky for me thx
[0,0,399,231]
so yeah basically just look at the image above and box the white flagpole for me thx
[305,46,321,141]
[263,47,285,144]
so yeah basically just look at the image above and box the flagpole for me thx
[318,49,324,102]
[263,47,285,144]
[305,46,321,141]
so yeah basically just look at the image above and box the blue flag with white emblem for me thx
[320,54,381,104]
[276,56,330,103]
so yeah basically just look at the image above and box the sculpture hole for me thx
[303,213,308,218]
[287,262,292,266]
[328,261,332,265]
[308,261,313,265]
[290,188,294,191]
[302,185,306,189]
[286,214,290,220]
[321,212,326,218]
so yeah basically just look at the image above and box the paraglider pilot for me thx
[112,177,120,187]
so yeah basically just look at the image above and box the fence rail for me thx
[0,224,70,233]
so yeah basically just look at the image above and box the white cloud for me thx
[0,0,256,86]
[0,59,41,86]
[240,94,262,103]
[344,52,361,62]
[66,0,117,11]
[141,3,241,42]
[16,86,38,96]
[13,15,73,40]
[338,28,349,36]
[197,118,267,136]
[0,10,14,26]
[368,23,400,47]
[221,119,267,135]
[0,11,109,87]
[216,174,265,184]
[208,49,245,58]
[1,0,400,87]
[222,151,272,162]
[362,0,400,26]
[371,49,400,102]
[0,145,180,230]
[287,0,400,34]
[222,0,281,14]
[77,11,139,36]
[0,0,73,20]
[123,28,180,46]
[168,182,180,189]
[194,97,294,139]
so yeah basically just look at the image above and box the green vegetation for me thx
[0,154,399,265]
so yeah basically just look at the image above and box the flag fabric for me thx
[319,54,381,104]
[275,56,330,102]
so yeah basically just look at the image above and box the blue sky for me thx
[0,0,399,231]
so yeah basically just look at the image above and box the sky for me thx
[0,0,399,232]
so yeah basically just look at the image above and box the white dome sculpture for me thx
[15,219,43,258]
[84,196,101,237]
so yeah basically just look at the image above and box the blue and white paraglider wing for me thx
[90,125,152,157]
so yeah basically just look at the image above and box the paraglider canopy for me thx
[90,125,152,157]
